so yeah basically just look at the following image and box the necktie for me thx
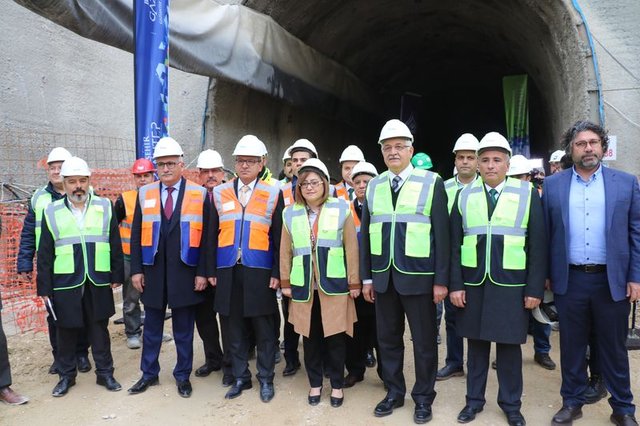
[391,175,402,193]
[489,188,499,207]
[348,187,354,200]
[164,187,175,219]
[208,191,213,204]
[239,185,250,206]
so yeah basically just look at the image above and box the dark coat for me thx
[130,177,210,310]
[449,185,547,344]
[36,197,124,328]
[210,179,283,317]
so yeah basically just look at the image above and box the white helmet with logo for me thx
[350,161,378,179]
[47,147,73,164]
[289,139,318,157]
[196,149,224,169]
[478,132,512,156]
[452,133,480,153]
[298,158,330,181]
[60,156,91,177]
[153,137,184,159]
[232,135,267,157]
[339,145,366,163]
[549,150,565,163]
[378,119,413,144]
[507,155,531,176]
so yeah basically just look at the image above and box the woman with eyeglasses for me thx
[280,158,361,408]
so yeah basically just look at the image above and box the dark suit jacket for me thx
[210,178,283,317]
[542,166,640,301]
[130,177,209,310]
[359,173,450,295]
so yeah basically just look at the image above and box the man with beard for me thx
[37,157,124,397]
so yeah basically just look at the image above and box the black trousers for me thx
[47,306,89,363]
[194,290,223,367]
[57,285,114,379]
[0,311,12,388]
[346,297,380,379]
[303,291,346,389]
[282,297,300,365]
[466,338,522,413]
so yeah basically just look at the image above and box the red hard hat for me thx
[132,158,156,174]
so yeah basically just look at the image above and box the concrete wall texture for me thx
[1,0,638,177]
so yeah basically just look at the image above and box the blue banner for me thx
[134,0,169,160]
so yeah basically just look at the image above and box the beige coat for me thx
[280,211,361,338]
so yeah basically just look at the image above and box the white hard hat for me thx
[532,290,559,326]
[339,145,366,163]
[507,155,531,176]
[153,137,184,159]
[549,150,565,163]
[351,161,378,179]
[298,158,330,182]
[47,147,73,164]
[282,146,292,162]
[378,119,413,144]
[60,156,91,177]
[196,149,224,169]
[452,133,480,153]
[478,132,512,156]
[232,135,267,157]
[289,139,318,157]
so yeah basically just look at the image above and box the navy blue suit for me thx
[543,166,640,415]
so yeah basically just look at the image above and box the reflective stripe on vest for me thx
[119,190,137,255]
[282,182,294,207]
[213,179,279,269]
[283,198,350,302]
[458,177,532,287]
[32,187,53,250]
[44,196,112,290]
[138,180,206,266]
[444,178,459,213]
[334,182,349,201]
[365,169,437,275]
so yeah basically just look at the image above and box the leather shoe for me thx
[534,352,556,370]
[48,362,59,375]
[76,356,92,373]
[52,377,76,397]
[177,380,192,398]
[260,382,274,403]
[414,403,432,424]
[457,405,483,423]
[436,364,464,381]
[552,406,582,424]
[610,414,639,426]
[225,380,252,399]
[308,387,322,406]
[343,374,364,388]
[506,410,526,426]
[128,376,159,395]
[584,374,608,404]
[366,350,377,368]
[195,362,221,377]
[96,375,122,391]
[222,374,234,387]
[0,386,29,405]
[374,396,405,417]
[282,361,301,377]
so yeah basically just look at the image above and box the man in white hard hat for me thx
[335,145,366,202]
[17,147,92,375]
[128,137,211,398]
[549,149,565,175]
[210,135,283,403]
[437,133,480,383]
[449,132,546,426]
[360,119,450,423]
[280,147,293,184]
[37,157,124,397]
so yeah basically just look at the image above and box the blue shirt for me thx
[568,165,606,265]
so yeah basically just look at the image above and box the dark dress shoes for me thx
[534,352,556,370]
[77,356,92,373]
[330,389,344,408]
[195,362,221,377]
[365,350,377,368]
[343,374,364,388]
[308,387,322,406]
[584,375,608,404]
[374,396,405,417]
[128,376,159,395]
[222,374,235,387]
[414,403,432,424]
[48,362,59,375]
[611,414,639,426]
[552,406,583,424]
[282,361,301,377]
[436,364,464,381]
[259,382,274,403]
[225,380,252,399]
[506,410,526,426]
[96,375,122,391]
[177,380,192,398]
[52,377,76,397]
[457,405,483,423]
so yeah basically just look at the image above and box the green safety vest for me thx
[44,195,113,291]
[283,198,350,302]
[444,178,459,213]
[458,177,532,287]
[365,168,437,275]
[31,187,54,250]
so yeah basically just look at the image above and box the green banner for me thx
[503,74,530,157]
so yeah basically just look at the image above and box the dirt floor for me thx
[2,309,639,426]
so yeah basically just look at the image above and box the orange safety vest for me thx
[138,179,206,266]
[213,179,280,269]
[119,190,137,255]
[282,181,294,207]
[334,181,350,201]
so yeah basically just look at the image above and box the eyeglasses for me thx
[574,139,601,149]
[235,158,261,166]
[299,180,323,189]
[382,144,410,154]
[156,161,179,170]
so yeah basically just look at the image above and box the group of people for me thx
[0,118,638,426]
